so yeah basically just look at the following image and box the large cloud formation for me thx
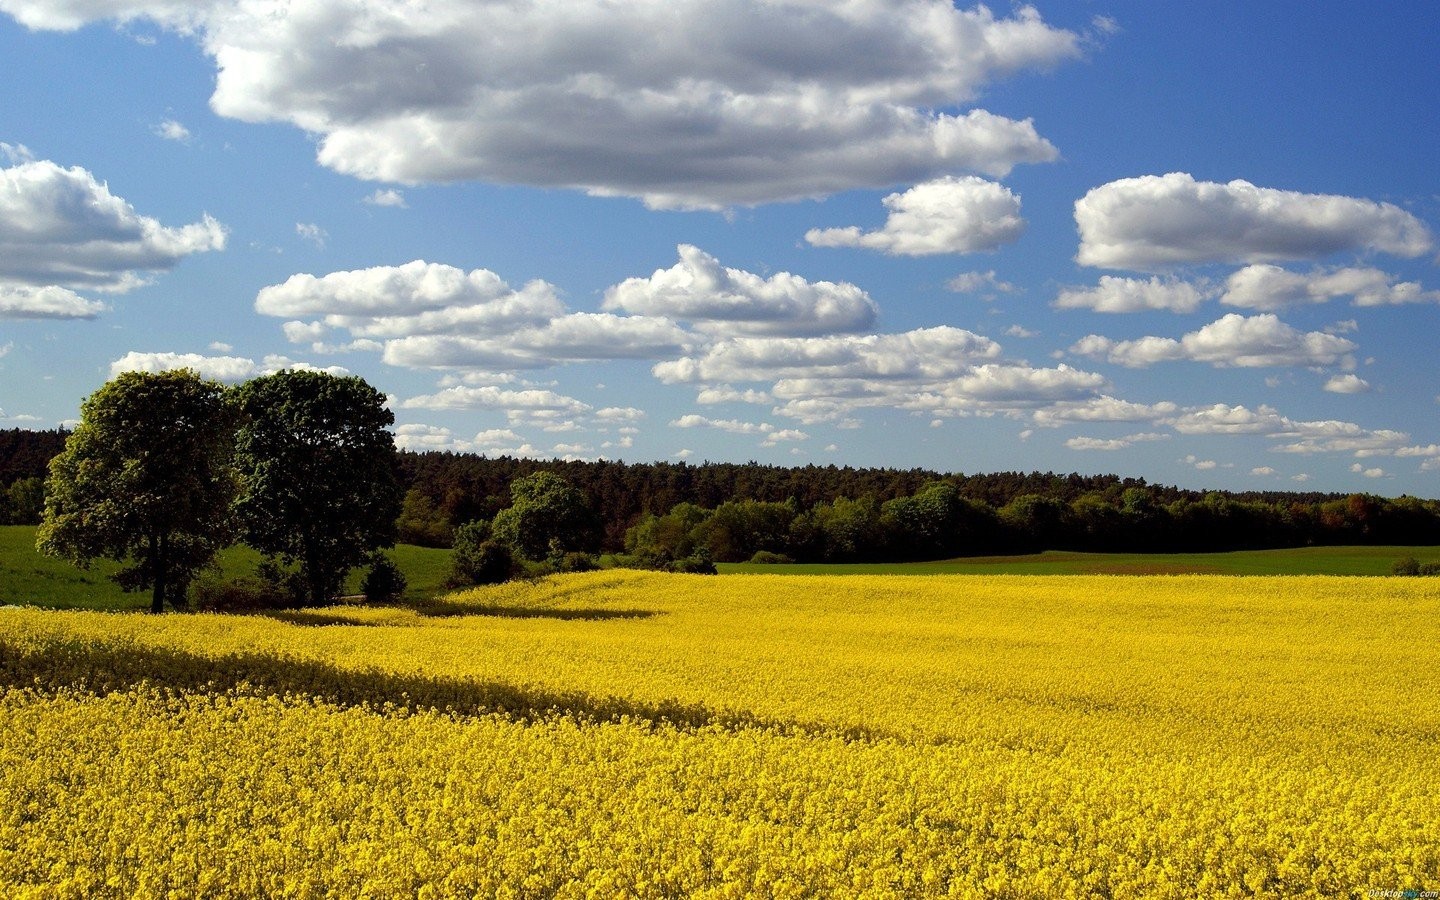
[0,1,1082,209]
[654,327,1108,423]
[0,151,225,318]
[256,259,692,369]
[1075,173,1432,271]
[603,244,877,335]
[804,176,1025,255]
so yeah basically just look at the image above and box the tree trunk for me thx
[150,532,167,614]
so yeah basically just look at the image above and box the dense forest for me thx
[6,428,1440,561]
[392,449,1440,562]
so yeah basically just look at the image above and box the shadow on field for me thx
[410,598,659,621]
[258,609,389,627]
[0,635,739,732]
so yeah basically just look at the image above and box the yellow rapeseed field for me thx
[1,571,1437,898]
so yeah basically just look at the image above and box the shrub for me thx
[555,552,599,573]
[669,551,717,575]
[361,553,407,604]
[1392,557,1421,576]
[450,538,517,586]
[450,520,496,586]
[749,550,793,565]
[1389,557,1440,576]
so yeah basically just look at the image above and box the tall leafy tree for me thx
[491,471,597,561]
[233,371,402,606]
[37,370,237,613]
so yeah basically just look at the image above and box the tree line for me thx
[9,414,1440,581]
[393,452,1440,562]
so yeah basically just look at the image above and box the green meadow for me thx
[721,544,1440,576]
[6,524,1440,611]
[0,526,453,611]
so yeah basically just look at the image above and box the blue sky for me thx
[3,1,1439,494]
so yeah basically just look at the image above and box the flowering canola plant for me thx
[0,572,1437,897]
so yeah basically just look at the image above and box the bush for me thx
[554,551,599,573]
[192,577,288,612]
[669,551,717,575]
[748,550,793,565]
[361,553,407,603]
[450,537,517,586]
[1393,557,1421,576]
[1391,557,1440,576]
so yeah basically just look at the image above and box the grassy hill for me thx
[7,524,1440,611]
[0,526,453,610]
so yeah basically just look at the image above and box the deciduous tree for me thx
[233,371,402,606]
[37,370,236,613]
[491,471,596,562]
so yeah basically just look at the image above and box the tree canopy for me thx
[491,470,597,562]
[36,370,237,613]
[232,370,403,606]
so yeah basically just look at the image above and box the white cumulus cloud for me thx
[153,118,191,142]
[0,155,225,307]
[1323,374,1372,394]
[258,260,564,338]
[108,351,347,381]
[0,284,106,319]
[947,269,1018,294]
[654,325,1111,424]
[362,189,407,208]
[1221,264,1440,310]
[1054,275,1210,313]
[1,1,1084,209]
[1065,432,1169,451]
[654,327,1001,385]
[383,313,690,369]
[805,176,1024,256]
[1075,173,1432,271]
[603,244,876,336]
[1070,313,1356,368]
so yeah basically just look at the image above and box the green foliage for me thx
[749,550,793,565]
[361,553,408,603]
[469,540,519,585]
[1395,557,1440,576]
[233,371,402,606]
[881,481,996,560]
[449,520,495,586]
[808,494,884,562]
[554,551,600,573]
[0,477,45,525]
[624,502,710,567]
[449,520,519,585]
[2,526,453,610]
[669,550,717,575]
[36,370,237,613]
[997,493,1071,552]
[690,499,796,563]
[490,472,596,561]
[1392,556,1421,576]
[396,488,453,548]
